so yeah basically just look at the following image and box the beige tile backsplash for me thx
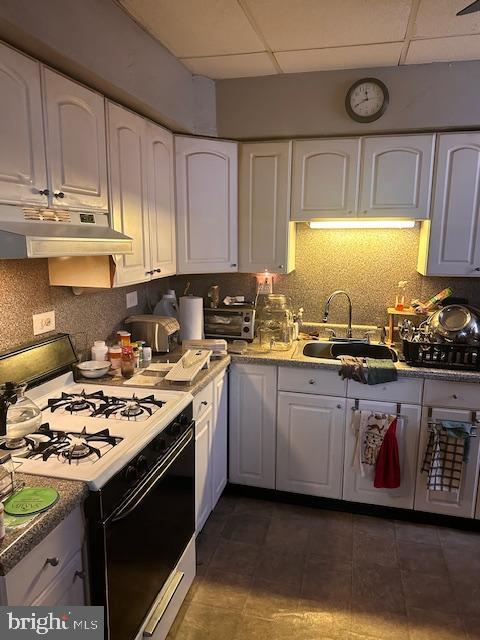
[1,224,479,353]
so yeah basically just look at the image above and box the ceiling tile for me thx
[181,52,278,79]
[414,0,480,38]
[276,42,403,74]
[119,0,265,57]
[405,34,480,64]
[245,0,413,50]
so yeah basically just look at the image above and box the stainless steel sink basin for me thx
[301,341,398,362]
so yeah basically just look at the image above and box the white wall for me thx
[216,60,480,139]
[0,0,216,135]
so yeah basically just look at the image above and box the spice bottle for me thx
[108,345,122,372]
[121,346,135,379]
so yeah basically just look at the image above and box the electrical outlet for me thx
[256,273,273,295]
[126,290,138,308]
[33,311,56,335]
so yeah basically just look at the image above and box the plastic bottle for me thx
[108,346,122,371]
[143,345,152,365]
[91,340,108,361]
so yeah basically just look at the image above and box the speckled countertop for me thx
[0,473,88,575]
[230,341,480,384]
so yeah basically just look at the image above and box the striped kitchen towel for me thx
[421,426,465,492]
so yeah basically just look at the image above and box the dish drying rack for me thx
[403,339,480,370]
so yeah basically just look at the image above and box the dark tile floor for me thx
[168,495,480,640]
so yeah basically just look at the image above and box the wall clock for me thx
[345,78,389,123]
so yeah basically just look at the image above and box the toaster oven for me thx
[204,306,255,341]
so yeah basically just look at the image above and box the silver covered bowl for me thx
[426,304,480,344]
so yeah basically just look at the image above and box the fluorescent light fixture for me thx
[308,220,416,229]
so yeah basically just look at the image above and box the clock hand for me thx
[353,98,369,108]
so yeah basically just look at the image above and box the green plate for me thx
[4,487,59,516]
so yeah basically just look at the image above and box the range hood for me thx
[0,205,133,258]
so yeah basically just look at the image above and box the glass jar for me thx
[108,345,122,372]
[255,294,294,351]
[0,382,42,443]
[117,330,131,347]
[121,346,135,379]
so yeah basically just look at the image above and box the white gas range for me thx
[5,372,193,490]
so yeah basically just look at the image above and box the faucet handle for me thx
[324,328,336,340]
[378,326,387,345]
[363,330,376,344]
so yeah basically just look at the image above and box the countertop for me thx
[230,341,480,383]
[0,473,88,575]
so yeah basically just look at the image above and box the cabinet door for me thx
[107,102,150,286]
[291,139,359,220]
[146,122,176,279]
[212,371,228,509]
[359,135,434,219]
[418,133,480,276]
[43,68,108,212]
[239,142,295,273]
[0,42,47,206]
[229,363,276,489]
[277,392,345,498]
[30,551,85,606]
[343,400,421,509]
[195,404,213,533]
[175,136,238,273]
[414,407,480,518]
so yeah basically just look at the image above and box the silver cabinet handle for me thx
[308,379,316,385]
[45,557,59,567]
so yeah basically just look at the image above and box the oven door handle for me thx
[109,426,194,524]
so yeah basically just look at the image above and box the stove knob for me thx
[136,455,149,475]
[170,422,181,436]
[124,465,138,484]
[154,436,168,452]
[179,414,190,427]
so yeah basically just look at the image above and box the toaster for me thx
[125,315,180,353]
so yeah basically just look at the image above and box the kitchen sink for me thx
[300,341,398,362]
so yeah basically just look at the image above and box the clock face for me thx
[346,78,389,123]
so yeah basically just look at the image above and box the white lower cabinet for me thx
[211,371,228,509]
[229,363,277,489]
[195,402,213,533]
[276,392,345,498]
[343,399,421,509]
[414,406,480,518]
[0,507,85,605]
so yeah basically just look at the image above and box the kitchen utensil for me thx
[125,315,180,353]
[0,382,42,440]
[76,360,111,378]
[4,486,59,516]
[426,304,480,344]
[207,285,220,309]
[164,349,212,383]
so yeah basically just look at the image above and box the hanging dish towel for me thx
[421,427,465,492]
[374,417,401,488]
[352,410,395,480]
[338,356,367,383]
[365,358,398,385]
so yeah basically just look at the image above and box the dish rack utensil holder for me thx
[403,339,480,371]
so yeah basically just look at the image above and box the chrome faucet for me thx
[323,290,353,339]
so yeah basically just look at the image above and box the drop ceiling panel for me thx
[414,0,480,38]
[276,42,403,74]
[244,0,412,50]
[406,34,480,64]
[182,52,277,79]
[119,0,265,57]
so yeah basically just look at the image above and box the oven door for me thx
[102,428,194,640]
[204,310,245,338]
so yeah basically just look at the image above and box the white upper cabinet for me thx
[43,68,108,212]
[359,135,435,219]
[291,138,359,220]
[239,142,295,273]
[175,136,238,274]
[107,102,150,286]
[418,133,480,277]
[0,43,48,206]
[146,122,176,279]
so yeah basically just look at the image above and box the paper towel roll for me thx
[179,296,204,341]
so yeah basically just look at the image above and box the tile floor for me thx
[168,495,480,640]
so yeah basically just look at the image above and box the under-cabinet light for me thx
[308,220,416,229]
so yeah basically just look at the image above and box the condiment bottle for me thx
[91,340,108,361]
[143,345,152,365]
[108,345,122,371]
[132,342,140,369]
[121,346,135,379]
[117,331,131,347]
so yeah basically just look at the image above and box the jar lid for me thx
[94,340,106,347]
[108,346,122,354]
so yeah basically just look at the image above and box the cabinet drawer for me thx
[6,508,84,605]
[347,377,423,404]
[193,381,214,421]
[278,366,346,396]
[423,379,480,410]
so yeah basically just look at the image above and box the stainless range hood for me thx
[0,205,133,258]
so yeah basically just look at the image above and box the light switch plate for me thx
[33,311,56,335]
[126,290,138,308]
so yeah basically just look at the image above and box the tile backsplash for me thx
[1,224,479,353]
